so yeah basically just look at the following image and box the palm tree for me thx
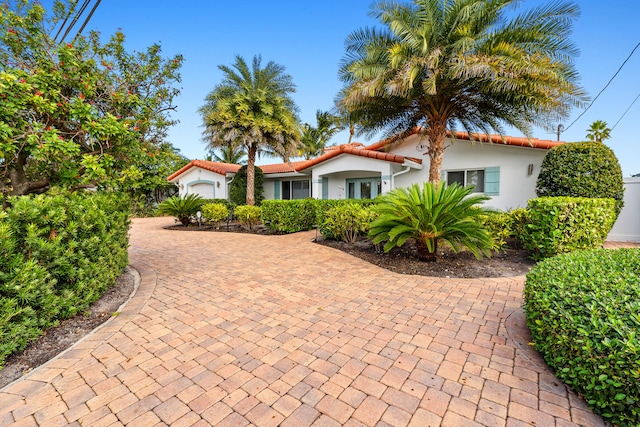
[339,0,587,183]
[200,55,301,205]
[586,120,611,142]
[369,182,493,262]
[205,145,247,164]
[299,110,341,159]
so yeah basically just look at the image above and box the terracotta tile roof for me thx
[167,160,241,181]
[293,143,422,171]
[365,128,564,151]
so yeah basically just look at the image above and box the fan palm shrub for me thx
[157,194,204,226]
[369,182,493,262]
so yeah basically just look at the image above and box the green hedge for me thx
[524,249,640,426]
[316,199,375,239]
[522,197,616,260]
[261,199,317,233]
[0,191,130,368]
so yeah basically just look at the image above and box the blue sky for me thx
[65,1,640,176]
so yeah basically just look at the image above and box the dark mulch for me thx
[0,268,136,389]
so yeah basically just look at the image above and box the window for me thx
[346,178,382,199]
[446,169,485,193]
[281,180,310,200]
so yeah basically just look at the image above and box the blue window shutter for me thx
[322,177,328,200]
[441,170,447,185]
[485,167,500,196]
[274,180,280,199]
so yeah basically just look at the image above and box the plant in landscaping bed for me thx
[536,141,625,216]
[316,199,375,240]
[156,194,204,226]
[522,196,616,260]
[524,248,640,426]
[321,202,374,244]
[368,182,493,262]
[261,199,317,233]
[234,205,262,231]
[201,203,229,229]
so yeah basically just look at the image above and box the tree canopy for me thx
[0,0,183,198]
[200,55,300,205]
[339,0,588,183]
[586,120,611,142]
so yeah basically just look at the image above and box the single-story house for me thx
[168,130,563,211]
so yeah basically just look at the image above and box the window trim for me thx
[443,167,500,196]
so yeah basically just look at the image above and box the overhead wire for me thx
[611,91,640,131]
[563,41,640,132]
[59,0,91,43]
[73,0,102,42]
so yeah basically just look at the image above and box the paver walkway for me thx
[0,217,615,426]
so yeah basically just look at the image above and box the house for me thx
[168,130,563,211]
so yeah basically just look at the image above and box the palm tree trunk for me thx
[246,144,257,206]
[425,118,448,184]
[415,238,437,262]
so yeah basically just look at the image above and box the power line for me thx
[611,91,640,131]
[564,41,640,132]
[73,0,102,42]
[59,0,91,43]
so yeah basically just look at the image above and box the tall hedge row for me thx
[0,191,130,368]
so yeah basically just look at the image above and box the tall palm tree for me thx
[339,0,588,183]
[205,145,247,164]
[299,110,341,159]
[586,120,611,142]
[200,55,301,205]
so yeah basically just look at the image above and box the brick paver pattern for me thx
[0,217,613,426]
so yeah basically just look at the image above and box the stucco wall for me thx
[174,168,227,200]
[608,177,640,242]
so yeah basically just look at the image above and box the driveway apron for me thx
[0,217,607,426]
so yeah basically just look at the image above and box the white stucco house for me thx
[168,130,563,211]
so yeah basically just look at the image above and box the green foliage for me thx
[234,205,262,231]
[0,0,183,197]
[522,197,617,260]
[314,199,375,239]
[0,191,129,368]
[369,182,493,262]
[524,248,640,425]
[321,203,374,244]
[339,0,586,183]
[478,208,530,251]
[201,203,229,228]
[229,165,264,207]
[156,194,204,226]
[536,141,625,216]
[261,199,317,233]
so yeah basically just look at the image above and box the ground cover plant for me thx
[0,191,130,368]
[524,248,640,426]
[156,194,204,226]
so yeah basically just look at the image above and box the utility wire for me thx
[611,91,640,131]
[59,0,91,43]
[564,41,640,132]
[73,0,101,42]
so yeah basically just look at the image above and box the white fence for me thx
[608,177,640,242]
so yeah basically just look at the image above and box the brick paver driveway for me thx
[0,217,606,426]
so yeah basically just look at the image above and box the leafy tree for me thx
[536,141,625,215]
[200,55,301,205]
[586,119,611,142]
[229,165,264,206]
[0,0,183,199]
[338,0,587,183]
[369,182,493,262]
[299,110,341,159]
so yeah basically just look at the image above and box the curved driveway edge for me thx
[0,217,607,426]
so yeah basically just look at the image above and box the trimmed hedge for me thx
[322,203,374,243]
[234,205,262,231]
[478,208,529,251]
[524,248,640,425]
[0,191,130,368]
[316,199,375,239]
[261,199,317,233]
[522,197,616,260]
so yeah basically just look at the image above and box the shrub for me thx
[478,208,530,251]
[321,203,373,243]
[315,199,375,239]
[0,191,129,368]
[230,165,264,206]
[234,205,262,231]
[524,248,640,425]
[261,199,317,233]
[536,141,624,216]
[522,197,616,260]
[201,203,229,228]
[369,182,493,261]
[156,194,204,226]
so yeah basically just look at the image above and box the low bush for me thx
[316,199,375,240]
[261,199,317,233]
[524,248,640,425]
[321,202,373,243]
[522,197,616,260]
[156,194,204,226]
[478,208,530,251]
[0,191,130,368]
[201,203,229,228]
[234,205,262,231]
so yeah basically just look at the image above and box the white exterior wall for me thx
[173,168,227,200]
[608,177,640,242]
[388,135,547,210]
